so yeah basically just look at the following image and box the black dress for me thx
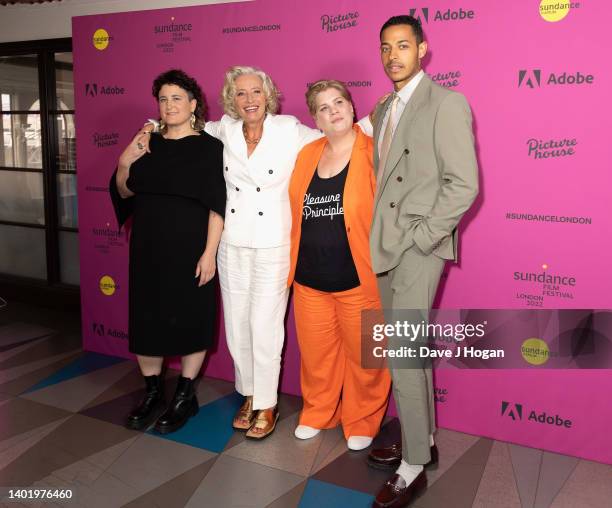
[109,132,226,356]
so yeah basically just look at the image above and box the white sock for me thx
[396,460,424,484]
[429,434,435,447]
[294,425,320,440]
[347,436,373,451]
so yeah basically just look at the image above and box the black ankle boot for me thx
[126,374,165,430]
[154,376,199,434]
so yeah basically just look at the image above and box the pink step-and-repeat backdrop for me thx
[73,0,612,463]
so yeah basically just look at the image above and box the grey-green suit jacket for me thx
[370,74,479,274]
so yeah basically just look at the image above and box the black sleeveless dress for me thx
[110,132,226,355]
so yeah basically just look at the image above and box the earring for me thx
[190,113,196,129]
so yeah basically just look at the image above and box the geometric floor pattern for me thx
[1,302,611,507]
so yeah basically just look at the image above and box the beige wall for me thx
[0,0,249,43]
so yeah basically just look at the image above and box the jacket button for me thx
[390,202,396,208]
[236,187,239,191]
[268,169,273,174]
[225,166,228,171]
[231,209,235,213]
[256,187,261,192]
[404,149,410,154]
[258,211,263,216]
[397,176,403,182]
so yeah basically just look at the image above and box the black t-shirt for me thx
[294,163,360,292]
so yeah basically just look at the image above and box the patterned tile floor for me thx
[0,301,611,507]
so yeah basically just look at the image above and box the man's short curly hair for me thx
[152,69,206,130]
[221,66,280,119]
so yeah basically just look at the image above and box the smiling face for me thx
[312,87,354,137]
[380,24,427,91]
[158,84,196,128]
[233,74,267,125]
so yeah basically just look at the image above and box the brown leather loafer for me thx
[245,406,279,440]
[372,471,427,508]
[368,444,439,470]
[232,396,256,431]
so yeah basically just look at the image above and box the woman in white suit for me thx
[212,66,322,438]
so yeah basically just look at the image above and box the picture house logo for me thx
[409,6,475,23]
[321,11,359,32]
[526,136,577,159]
[92,322,128,340]
[431,70,461,88]
[85,83,126,97]
[518,69,594,88]
[539,0,581,23]
[514,264,576,307]
[501,401,573,428]
[99,275,118,296]
[93,132,119,149]
[154,16,192,53]
[434,387,448,403]
[92,28,113,51]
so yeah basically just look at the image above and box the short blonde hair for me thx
[306,79,353,116]
[221,66,280,119]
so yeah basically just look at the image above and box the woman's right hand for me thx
[118,127,153,168]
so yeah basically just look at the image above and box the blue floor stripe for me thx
[149,391,243,453]
[22,351,126,394]
[299,479,375,508]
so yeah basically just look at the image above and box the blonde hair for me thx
[305,79,353,116]
[221,66,280,119]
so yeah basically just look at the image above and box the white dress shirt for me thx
[359,70,426,158]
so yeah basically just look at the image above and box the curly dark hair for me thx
[152,69,206,130]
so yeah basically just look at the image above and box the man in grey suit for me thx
[367,15,479,508]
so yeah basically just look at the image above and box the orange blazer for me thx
[288,125,381,303]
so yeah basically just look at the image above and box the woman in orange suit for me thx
[288,80,391,451]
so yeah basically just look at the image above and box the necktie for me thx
[377,93,399,187]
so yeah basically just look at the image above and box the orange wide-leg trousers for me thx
[293,282,391,438]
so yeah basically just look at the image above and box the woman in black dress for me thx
[110,69,225,434]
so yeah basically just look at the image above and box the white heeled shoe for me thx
[347,436,373,450]
[294,425,321,440]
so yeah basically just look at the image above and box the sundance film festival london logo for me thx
[518,69,594,88]
[501,401,573,428]
[514,265,576,307]
[154,16,192,53]
[409,7,475,23]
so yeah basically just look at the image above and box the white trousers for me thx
[217,241,290,409]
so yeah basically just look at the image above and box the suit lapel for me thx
[377,75,432,197]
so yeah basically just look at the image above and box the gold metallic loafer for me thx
[245,406,279,440]
[233,396,256,431]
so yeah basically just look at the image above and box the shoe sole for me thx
[154,402,199,435]
[367,458,438,470]
[125,404,166,431]
[245,413,279,440]
[367,458,400,470]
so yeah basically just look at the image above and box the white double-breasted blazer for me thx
[205,114,321,248]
